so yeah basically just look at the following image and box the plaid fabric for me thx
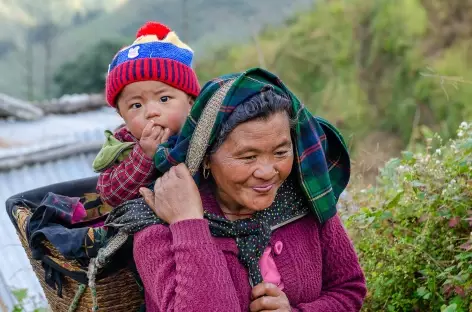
[96,127,158,207]
[154,68,350,223]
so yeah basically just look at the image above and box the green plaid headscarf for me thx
[154,67,350,223]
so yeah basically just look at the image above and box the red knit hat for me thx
[105,21,200,107]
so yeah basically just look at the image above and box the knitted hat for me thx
[105,21,200,107]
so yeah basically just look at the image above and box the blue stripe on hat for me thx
[109,42,193,72]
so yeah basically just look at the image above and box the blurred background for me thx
[0,0,470,311]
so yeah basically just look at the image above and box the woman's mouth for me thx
[252,184,274,193]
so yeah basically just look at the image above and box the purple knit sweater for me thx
[133,191,366,311]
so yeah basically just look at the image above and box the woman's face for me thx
[209,112,294,213]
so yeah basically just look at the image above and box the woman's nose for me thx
[253,163,277,180]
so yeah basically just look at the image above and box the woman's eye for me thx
[275,150,288,157]
[130,103,142,109]
[160,96,169,103]
[242,155,257,161]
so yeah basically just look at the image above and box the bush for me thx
[53,39,126,96]
[346,122,472,311]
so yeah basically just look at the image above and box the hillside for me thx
[0,0,313,99]
[0,0,124,39]
[195,0,472,180]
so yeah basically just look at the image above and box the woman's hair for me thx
[210,86,295,153]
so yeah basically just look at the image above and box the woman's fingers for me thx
[174,163,190,179]
[251,283,281,299]
[143,163,202,224]
[249,295,280,312]
[250,283,287,312]
[140,187,155,210]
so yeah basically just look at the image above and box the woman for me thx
[133,68,366,311]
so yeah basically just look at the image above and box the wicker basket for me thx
[5,177,144,312]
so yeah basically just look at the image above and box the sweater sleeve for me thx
[133,219,241,312]
[291,215,367,312]
[96,144,157,207]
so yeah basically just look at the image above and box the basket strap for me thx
[68,284,86,312]
[86,231,129,311]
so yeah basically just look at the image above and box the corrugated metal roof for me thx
[0,107,122,308]
[0,107,122,147]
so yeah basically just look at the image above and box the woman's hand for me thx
[140,163,204,224]
[250,283,291,312]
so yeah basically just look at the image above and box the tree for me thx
[32,21,59,99]
[53,40,126,96]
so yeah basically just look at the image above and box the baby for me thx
[93,21,200,207]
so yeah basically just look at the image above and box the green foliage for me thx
[53,39,126,96]
[0,0,312,99]
[346,122,472,311]
[195,0,472,152]
[12,288,48,312]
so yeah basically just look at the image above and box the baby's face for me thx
[117,81,193,140]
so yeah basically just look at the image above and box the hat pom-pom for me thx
[136,21,171,40]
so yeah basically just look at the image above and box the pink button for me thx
[274,241,283,255]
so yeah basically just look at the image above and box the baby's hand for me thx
[139,120,171,158]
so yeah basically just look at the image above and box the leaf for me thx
[443,284,454,297]
[381,211,393,220]
[385,191,403,210]
[441,303,457,312]
[420,125,434,139]
[458,138,472,150]
[416,286,428,297]
[448,217,460,228]
[12,288,27,302]
[401,151,414,161]
[465,217,472,227]
[454,286,465,297]
[411,180,426,188]
[418,213,430,223]
[459,241,471,251]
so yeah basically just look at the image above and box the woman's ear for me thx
[203,155,210,169]
[201,156,212,180]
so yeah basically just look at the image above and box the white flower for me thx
[458,130,464,137]
[436,160,441,164]
[459,121,468,130]
[435,149,441,155]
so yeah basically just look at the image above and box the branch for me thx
[0,93,44,120]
